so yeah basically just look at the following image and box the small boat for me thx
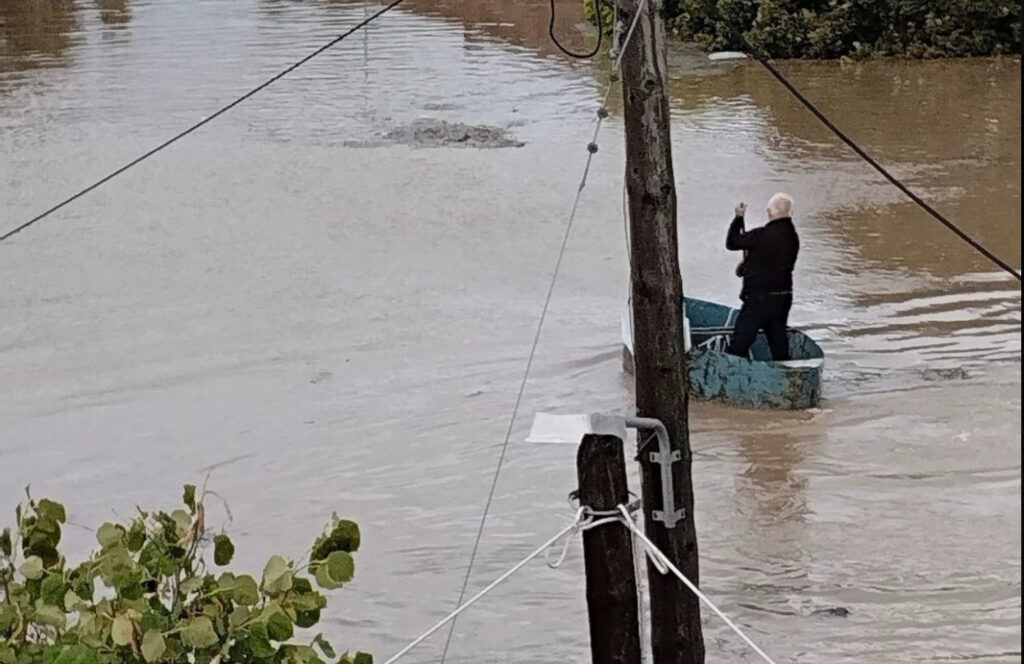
[621,297,824,410]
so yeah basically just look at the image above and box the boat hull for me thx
[622,297,824,410]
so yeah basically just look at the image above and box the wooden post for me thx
[576,434,642,664]
[619,0,705,662]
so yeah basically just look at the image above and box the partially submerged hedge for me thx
[587,0,1021,58]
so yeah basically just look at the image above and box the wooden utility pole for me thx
[620,0,705,662]
[577,434,642,664]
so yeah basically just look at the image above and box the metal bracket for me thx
[526,412,686,529]
[647,448,684,528]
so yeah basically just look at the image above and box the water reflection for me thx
[668,59,1022,279]
[735,424,810,530]
[0,2,1019,661]
[731,417,814,591]
[0,0,79,72]
[256,0,591,60]
[95,0,131,27]
[0,0,132,78]
[406,0,592,60]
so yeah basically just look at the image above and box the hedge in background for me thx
[668,0,1021,58]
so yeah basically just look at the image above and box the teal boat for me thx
[621,297,824,410]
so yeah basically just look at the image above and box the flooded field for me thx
[1,1,1020,662]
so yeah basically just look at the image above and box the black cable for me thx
[754,56,1022,283]
[0,0,409,245]
[549,0,604,59]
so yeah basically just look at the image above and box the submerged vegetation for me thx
[586,0,1022,58]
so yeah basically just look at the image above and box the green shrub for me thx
[0,487,370,664]
[665,0,1022,58]
[583,0,618,38]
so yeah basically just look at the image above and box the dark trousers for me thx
[726,293,793,361]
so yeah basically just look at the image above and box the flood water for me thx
[1,1,1020,662]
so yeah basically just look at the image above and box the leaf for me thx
[181,615,219,649]
[1,527,12,557]
[35,515,60,534]
[126,520,147,552]
[111,614,135,646]
[200,598,225,622]
[295,607,321,629]
[262,555,293,595]
[216,572,237,590]
[96,523,125,548]
[325,551,354,584]
[141,629,166,662]
[20,554,44,580]
[229,606,251,630]
[140,610,171,632]
[139,543,176,577]
[32,602,67,628]
[36,499,67,524]
[311,519,361,562]
[313,634,336,659]
[313,563,340,591]
[171,510,192,537]
[0,605,14,633]
[41,573,67,606]
[53,645,101,664]
[290,589,326,611]
[179,576,204,596]
[265,610,294,642]
[23,537,59,568]
[245,622,276,659]
[69,570,95,603]
[340,653,373,664]
[64,589,88,611]
[183,484,197,512]
[214,534,235,566]
[77,612,100,640]
[231,574,260,606]
[313,551,354,590]
[114,568,146,600]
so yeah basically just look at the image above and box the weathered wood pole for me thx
[619,0,705,662]
[576,434,642,664]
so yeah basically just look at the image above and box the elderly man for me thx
[725,193,800,361]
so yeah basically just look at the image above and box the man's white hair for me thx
[767,192,794,219]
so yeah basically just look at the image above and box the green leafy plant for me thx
[583,0,618,38]
[665,0,1021,59]
[0,486,371,664]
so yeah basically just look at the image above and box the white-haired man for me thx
[724,193,800,361]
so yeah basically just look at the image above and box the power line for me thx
[548,0,606,59]
[0,0,409,245]
[754,56,1022,283]
[436,125,595,664]
[436,5,648,661]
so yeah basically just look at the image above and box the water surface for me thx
[1,1,1020,662]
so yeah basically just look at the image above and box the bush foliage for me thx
[668,0,1022,58]
[586,0,1021,58]
[1,487,370,664]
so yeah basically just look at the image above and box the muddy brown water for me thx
[1,1,1020,662]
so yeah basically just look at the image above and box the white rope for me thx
[387,508,612,664]
[631,513,650,664]
[615,505,780,664]
[547,513,620,569]
[386,502,779,664]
